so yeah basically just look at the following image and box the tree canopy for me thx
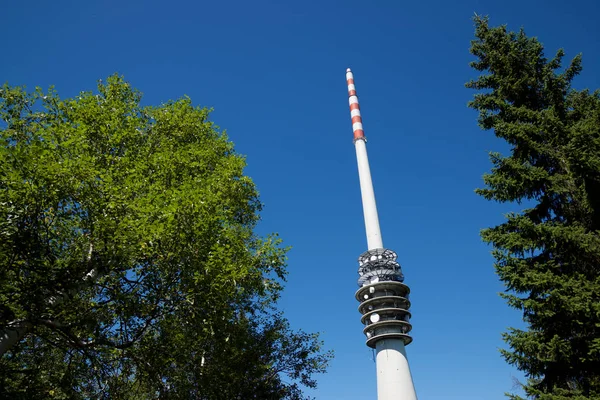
[467,16,600,399]
[0,75,331,399]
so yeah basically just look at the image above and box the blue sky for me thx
[3,0,599,398]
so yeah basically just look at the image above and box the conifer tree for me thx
[467,16,600,399]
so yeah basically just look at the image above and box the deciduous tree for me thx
[0,75,331,399]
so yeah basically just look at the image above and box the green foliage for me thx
[467,16,600,399]
[0,75,331,399]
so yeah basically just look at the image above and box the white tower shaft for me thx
[354,138,383,250]
[346,68,417,400]
[376,340,417,400]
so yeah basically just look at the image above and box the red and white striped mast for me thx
[346,68,417,400]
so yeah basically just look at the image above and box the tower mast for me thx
[346,68,417,400]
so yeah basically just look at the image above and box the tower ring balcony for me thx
[356,276,412,347]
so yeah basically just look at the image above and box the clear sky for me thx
[3,1,599,399]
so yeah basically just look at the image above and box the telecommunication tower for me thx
[346,68,417,400]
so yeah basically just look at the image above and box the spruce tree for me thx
[467,16,600,399]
